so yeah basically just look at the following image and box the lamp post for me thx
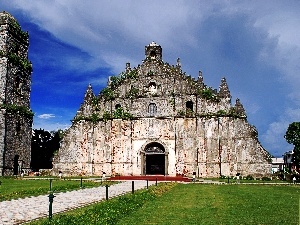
[48,192,55,220]
[49,179,52,192]
[106,185,109,200]
[132,181,134,194]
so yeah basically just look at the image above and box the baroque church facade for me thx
[53,42,271,178]
[0,12,33,176]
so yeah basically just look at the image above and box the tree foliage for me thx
[31,129,63,170]
[285,122,300,146]
[284,122,300,165]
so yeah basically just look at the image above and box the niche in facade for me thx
[150,51,156,59]
[115,104,121,109]
[148,103,157,117]
[148,82,157,94]
[16,121,21,133]
[186,101,194,112]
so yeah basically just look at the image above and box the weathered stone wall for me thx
[53,42,271,178]
[54,116,270,177]
[0,12,33,176]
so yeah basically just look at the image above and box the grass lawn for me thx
[118,184,299,225]
[207,177,291,184]
[27,183,299,225]
[0,177,112,201]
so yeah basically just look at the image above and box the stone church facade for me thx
[0,12,33,176]
[54,42,271,178]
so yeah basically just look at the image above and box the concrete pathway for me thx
[0,180,155,225]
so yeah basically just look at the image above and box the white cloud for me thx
[37,113,55,119]
[3,0,300,157]
[262,107,300,156]
[33,121,70,132]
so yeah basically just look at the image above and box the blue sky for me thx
[1,1,300,157]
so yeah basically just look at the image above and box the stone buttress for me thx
[0,12,33,176]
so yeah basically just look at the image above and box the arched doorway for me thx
[144,142,165,175]
[13,155,19,175]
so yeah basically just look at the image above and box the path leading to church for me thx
[0,180,156,225]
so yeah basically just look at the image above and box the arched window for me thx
[148,82,157,94]
[186,101,193,113]
[148,103,157,117]
[150,51,156,58]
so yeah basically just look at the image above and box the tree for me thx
[284,122,300,168]
[31,129,64,170]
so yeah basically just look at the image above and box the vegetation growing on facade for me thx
[176,108,245,119]
[1,104,34,117]
[110,70,138,89]
[8,52,32,72]
[186,108,194,117]
[0,40,32,72]
[177,110,185,116]
[217,110,227,116]
[169,98,175,106]
[125,87,139,99]
[199,111,245,119]
[102,111,111,121]
[90,113,100,123]
[73,113,100,123]
[227,107,246,118]
[102,108,133,121]
[112,107,133,120]
[9,18,29,40]
[100,70,139,101]
[147,70,154,76]
[100,87,115,101]
[92,97,98,106]
[92,97,100,111]
[73,107,133,123]
[199,88,220,102]
[126,70,138,80]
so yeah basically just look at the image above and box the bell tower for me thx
[145,41,162,60]
[0,11,33,176]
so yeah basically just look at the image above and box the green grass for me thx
[0,177,113,201]
[118,184,299,225]
[26,183,299,225]
[206,177,290,184]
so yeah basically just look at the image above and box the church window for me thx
[148,103,157,117]
[186,101,193,112]
[148,82,157,94]
[150,51,156,59]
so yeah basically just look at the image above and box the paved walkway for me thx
[0,180,156,225]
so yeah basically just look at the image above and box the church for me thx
[53,42,271,178]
